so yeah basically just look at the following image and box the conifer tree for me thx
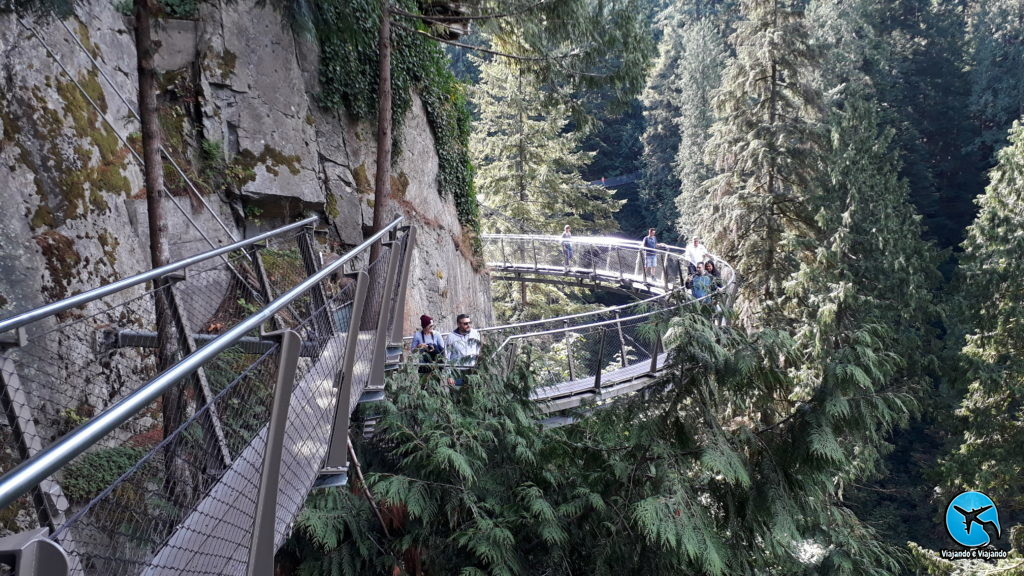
[943,120,1024,509]
[806,0,880,98]
[471,42,618,320]
[700,0,826,323]
[638,5,688,232]
[472,47,619,236]
[866,0,981,247]
[966,0,1024,164]
[672,17,728,238]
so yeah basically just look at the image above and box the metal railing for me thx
[481,234,735,296]
[0,217,415,576]
[403,235,735,415]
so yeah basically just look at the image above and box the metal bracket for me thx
[0,328,27,350]
[0,528,69,576]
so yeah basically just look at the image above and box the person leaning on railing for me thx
[445,313,482,387]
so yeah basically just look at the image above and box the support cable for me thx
[16,17,255,288]
[54,17,239,244]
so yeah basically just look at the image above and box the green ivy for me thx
[61,446,146,503]
[316,0,479,244]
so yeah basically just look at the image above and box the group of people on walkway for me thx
[562,227,723,301]
[410,313,481,385]
[681,237,723,301]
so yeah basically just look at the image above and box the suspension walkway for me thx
[0,218,733,576]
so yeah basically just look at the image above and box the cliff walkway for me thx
[0,218,734,576]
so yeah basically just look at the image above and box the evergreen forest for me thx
[278,0,1024,569]
[178,0,1021,574]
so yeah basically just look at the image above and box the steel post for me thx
[615,313,628,368]
[0,528,69,576]
[297,227,335,340]
[390,227,417,343]
[248,245,286,332]
[0,357,70,532]
[649,331,662,374]
[564,320,575,381]
[592,329,606,391]
[319,271,369,480]
[369,242,403,389]
[247,330,301,576]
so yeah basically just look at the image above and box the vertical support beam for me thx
[500,237,508,266]
[615,313,628,368]
[662,254,669,288]
[564,320,575,382]
[167,285,232,468]
[389,227,417,343]
[369,242,403,389]
[247,330,301,576]
[616,249,624,281]
[649,331,663,374]
[531,238,538,271]
[248,245,285,332]
[319,271,369,480]
[592,329,606,392]
[506,340,519,373]
[297,227,334,340]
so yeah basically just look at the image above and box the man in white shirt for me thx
[683,237,708,274]
[445,313,482,385]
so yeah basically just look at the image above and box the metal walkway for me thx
[473,235,733,416]
[0,218,416,576]
[0,224,732,575]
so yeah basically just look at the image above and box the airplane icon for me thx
[953,505,1001,541]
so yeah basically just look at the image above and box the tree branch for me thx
[390,0,552,22]
[393,21,547,62]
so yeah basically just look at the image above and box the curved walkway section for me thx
[482,234,734,297]
[477,234,735,420]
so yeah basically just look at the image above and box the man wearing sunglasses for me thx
[445,313,482,386]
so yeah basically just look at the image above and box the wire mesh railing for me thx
[481,234,735,296]
[401,235,735,414]
[0,217,414,576]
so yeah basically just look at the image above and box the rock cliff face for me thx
[0,0,492,334]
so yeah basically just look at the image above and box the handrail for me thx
[0,216,319,334]
[478,293,667,335]
[0,217,404,510]
[482,233,687,260]
[401,293,668,345]
[490,283,728,355]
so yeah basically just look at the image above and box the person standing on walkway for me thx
[411,314,444,374]
[561,225,573,269]
[690,263,713,300]
[642,228,658,279]
[683,237,708,275]
[445,313,482,386]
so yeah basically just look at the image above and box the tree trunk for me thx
[370,0,392,262]
[363,0,393,331]
[136,0,184,504]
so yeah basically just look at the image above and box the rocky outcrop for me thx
[0,0,492,332]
